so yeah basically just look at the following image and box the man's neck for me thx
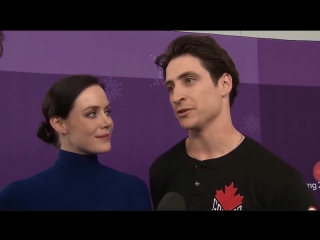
[186,115,243,160]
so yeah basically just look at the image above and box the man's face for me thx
[165,54,225,131]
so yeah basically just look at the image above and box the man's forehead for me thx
[166,56,203,79]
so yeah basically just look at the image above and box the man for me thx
[149,34,319,211]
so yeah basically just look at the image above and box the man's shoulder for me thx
[240,137,319,210]
[150,137,187,173]
[156,138,186,159]
[243,136,302,184]
[244,136,296,171]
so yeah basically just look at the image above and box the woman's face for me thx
[60,84,114,155]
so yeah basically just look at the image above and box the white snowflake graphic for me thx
[103,76,122,102]
[150,54,164,87]
[243,113,260,134]
[150,54,157,61]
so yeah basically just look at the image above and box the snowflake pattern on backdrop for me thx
[150,54,165,87]
[103,76,122,102]
[243,113,260,134]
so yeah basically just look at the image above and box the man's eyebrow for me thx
[165,71,200,86]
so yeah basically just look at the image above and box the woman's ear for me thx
[50,116,66,134]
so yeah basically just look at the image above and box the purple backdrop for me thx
[0,31,319,204]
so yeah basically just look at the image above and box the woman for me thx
[0,74,152,210]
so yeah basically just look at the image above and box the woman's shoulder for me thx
[102,168,151,209]
[0,179,31,210]
[101,165,145,183]
[0,180,23,196]
[99,165,148,190]
[0,167,55,194]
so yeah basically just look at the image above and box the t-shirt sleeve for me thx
[149,160,166,210]
[273,171,319,210]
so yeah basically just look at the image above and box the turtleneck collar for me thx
[53,149,100,175]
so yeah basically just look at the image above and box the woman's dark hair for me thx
[36,74,105,147]
[155,34,240,106]
[0,31,5,58]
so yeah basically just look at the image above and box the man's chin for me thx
[178,119,203,132]
[179,121,196,130]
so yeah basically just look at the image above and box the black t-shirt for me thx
[149,135,319,210]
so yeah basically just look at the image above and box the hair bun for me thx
[36,121,56,144]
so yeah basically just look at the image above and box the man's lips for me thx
[176,108,193,114]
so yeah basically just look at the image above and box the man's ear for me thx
[220,73,232,97]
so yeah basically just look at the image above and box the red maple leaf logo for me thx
[215,182,243,210]
[313,161,320,182]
